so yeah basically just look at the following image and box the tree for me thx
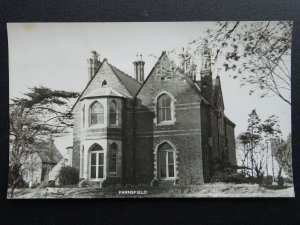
[272,134,292,179]
[261,115,282,180]
[237,109,264,180]
[189,21,292,105]
[9,86,79,197]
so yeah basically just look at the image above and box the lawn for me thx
[7,183,295,199]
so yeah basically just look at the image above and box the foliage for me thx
[272,135,292,178]
[237,109,264,178]
[189,21,292,105]
[58,166,79,186]
[9,86,79,197]
[261,115,282,179]
[236,108,293,187]
[209,172,256,184]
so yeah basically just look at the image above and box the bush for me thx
[262,176,273,186]
[58,166,79,186]
[278,177,284,188]
[209,172,257,184]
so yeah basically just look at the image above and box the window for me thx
[41,167,48,181]
[80,146,84,177]
[102,80,107,87]
[90,144,104,179]
[109,143,117,173]
[109,101,117,125]
[157,94,172,123]
[82,105,85,128]
[89,101,104,126]
[158,142,175,179]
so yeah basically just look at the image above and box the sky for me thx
[7,22,291,156]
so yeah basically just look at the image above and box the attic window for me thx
[102,80,107,87]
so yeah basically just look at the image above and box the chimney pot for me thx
[133,54,145,83]
[87,50,101,81]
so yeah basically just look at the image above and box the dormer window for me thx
[89,101,104,126]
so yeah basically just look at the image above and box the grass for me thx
[7,182,295,199]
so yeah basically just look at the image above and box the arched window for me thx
[109,101,118,125]
[89,101,104,126]
[90,144,104,179]
[157,94,172,123]
[82,105,85,128]
[158,142,175,179]
[102,80,107,87]
[109,143,117,173]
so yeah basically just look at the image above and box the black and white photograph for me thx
[7,21,294,198]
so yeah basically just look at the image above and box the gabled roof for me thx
[71,59,141,111]
[135,51,167,97]
[109,64,141,96]
[81,87,125,99]
[135,51,203,102]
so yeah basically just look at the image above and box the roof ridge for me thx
[134,51,167,97]
[109,64,140,84]
[108,64,135,97]
[109,63,141,97]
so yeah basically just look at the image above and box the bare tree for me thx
[189,21,292,105]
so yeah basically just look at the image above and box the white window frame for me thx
[153,91,176,126]
[89,147,105,180]
[89,101,105,127]
[158,149,176,180]
[109,100,118,126]
[109,143,118,174]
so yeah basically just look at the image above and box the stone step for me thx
[78,180,102,188]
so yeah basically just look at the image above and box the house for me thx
[71,45,236,186]
[22,140,63,185]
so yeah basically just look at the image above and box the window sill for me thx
[108,124,120,128]
[160,177,176,181]
[87,124,106,129]
[89,178,106,181]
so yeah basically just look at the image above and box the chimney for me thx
[87,51,101,81]
[133,54,145,83]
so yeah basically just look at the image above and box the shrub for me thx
[262,176,273,186]
[209,172,257,184]
[58,166,79,186]
[278,177,284,188]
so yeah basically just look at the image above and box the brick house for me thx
[71,46,236,186]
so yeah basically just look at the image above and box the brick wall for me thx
[135,53,204,184]
[225,120,237,166]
